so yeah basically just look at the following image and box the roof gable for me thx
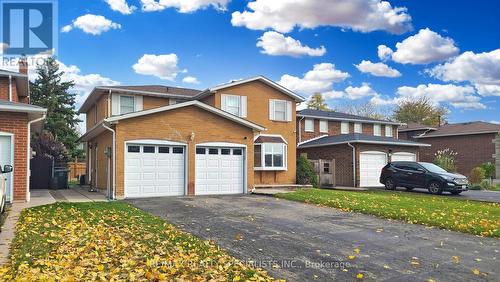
[194,76,305,102]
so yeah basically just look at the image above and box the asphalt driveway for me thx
[128,195,498,281]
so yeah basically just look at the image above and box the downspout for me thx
[347,142,356,188]
[298,116,305,143]
[26,114,46,202]
[8,75,12,101]
[102,122,116,200]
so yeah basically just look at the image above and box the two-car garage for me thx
[124,141,245,198]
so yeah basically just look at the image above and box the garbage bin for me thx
[53,167,69,189]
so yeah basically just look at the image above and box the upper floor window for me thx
[319,120,328,133]
[341,122,349,134]
[269,99,292,122]
[221,94,247,117]
[385,125,393,137]
[373,124,381,136]
[305,119,314,132]
[354,123,362,133]
[120,96,135,114]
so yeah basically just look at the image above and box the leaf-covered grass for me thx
[276,189,500,237]
[0,202,275,281]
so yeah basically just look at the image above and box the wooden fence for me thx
[68,162,86,181]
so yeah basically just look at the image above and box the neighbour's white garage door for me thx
[359,151,387,187]
[125,144,185,198]
[391,152,417,162]
[195,147,244,195]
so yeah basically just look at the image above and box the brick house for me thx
[0,64,47,203]
[78,76,304,199]
[399,121,500,178]
[296,109,429,187]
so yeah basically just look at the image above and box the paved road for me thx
[373,187,500,203]
[128,195,498,282]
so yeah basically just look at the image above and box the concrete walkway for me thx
[0,190,56,264]
[49,186,108,202]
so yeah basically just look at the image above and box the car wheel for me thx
[385,178,396,190]
[450,191,462,195]
[428,181,443,195]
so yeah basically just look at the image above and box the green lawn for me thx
[0,202,274,281]
[276,189,500,237]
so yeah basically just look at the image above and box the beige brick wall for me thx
[208,81,297,185]
[114,105,255,197]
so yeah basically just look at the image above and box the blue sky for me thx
[54,0,499,123]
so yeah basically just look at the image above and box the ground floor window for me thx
[254,143,287,170]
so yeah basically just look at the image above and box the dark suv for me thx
[379,162,469,195]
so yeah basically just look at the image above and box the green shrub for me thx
[481,162,495,179]
[434,148,457,172]
[469,184,482,190]
[297,155,318,187]
[480,179,491,190]
[469,167,485,185]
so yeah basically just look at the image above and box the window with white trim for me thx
[120,95,135,114]
[319,120,328,133]
[385,125,393,137]
[269,99,292,121]
[254,143,287,170]
[221,94,247,117]
[373,124,381,136]
[354,123,362,133]
[341,122,349,134]
[305,119,314,132]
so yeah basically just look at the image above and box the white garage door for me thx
[195,147,244,195]
[125,144,185,198]
[359,151,387,187]
[391,152,417,162]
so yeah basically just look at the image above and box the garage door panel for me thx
[195,146,244,195]
[125,144,185,198]
[360,151,387,187]
[391,153,416,162]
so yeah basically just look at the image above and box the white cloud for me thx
[105,0,137,15]
[64,14,121,35]
[370,94,396,106]
[377,45,393,61]
[325,83,379,100]
[355,60,401,77]
[0,43,8,54]
[140,0,230,13]
[231,0,412,34]
[61,25,73,33]
[428,49,500,96]
[278,63,349,95]
[396,83,485,109]
[491,120,500,125]
[182,76,200,84]
[133,54,183,80]
[382,28,459,64]
[256,31,326,57]
[58,62,120,99]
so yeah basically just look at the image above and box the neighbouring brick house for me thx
[399,121,500,178]
[0,63,46,203]
[296,109,429,187]
[78,76,304,199]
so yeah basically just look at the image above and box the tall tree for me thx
[336,101,389,120]
[392,97,448,126]
[307,93,330,111]
[30,57,82,160]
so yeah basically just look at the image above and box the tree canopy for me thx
[335,101,389,120]
[392,97,448,126]
[30,57,83,160]
[307,93,330,111]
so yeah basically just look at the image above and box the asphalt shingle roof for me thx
[299,133,428,148]
[105,85,202,97]
[417,121,500,138]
